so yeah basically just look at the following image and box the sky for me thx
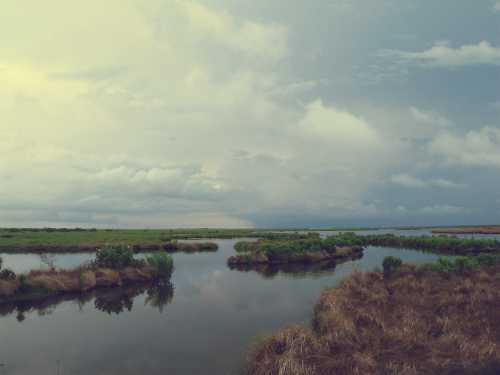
[1,0,500,228]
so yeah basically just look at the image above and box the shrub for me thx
[382,256,402,277]
[0,256,16,280]
[146,253,174,279]
[234,241,260,253]
[0,269,16,281]
[94,246,144,269]
[420,254,500,274]
[18,274,30,292]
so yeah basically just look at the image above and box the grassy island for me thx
[0,247,174,303]
[324,232,500,255]
[245,255,500,375]
[228,238,364,266]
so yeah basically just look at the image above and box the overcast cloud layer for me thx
[1,0,500,228]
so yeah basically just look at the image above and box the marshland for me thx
[1,227,500,374]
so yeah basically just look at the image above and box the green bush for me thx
[235,241,259,253]
[0,269,16,280]
[420,254,500,274]
[94,246,144,269]
[383,256,403,277]
[146,253,174,279]
[0,256,16,280]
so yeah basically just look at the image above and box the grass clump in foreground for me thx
[245,255,500,375]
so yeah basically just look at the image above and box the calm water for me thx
[0,231,487,375]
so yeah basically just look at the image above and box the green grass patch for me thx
[324,232,500,255]
[0,228,319,250]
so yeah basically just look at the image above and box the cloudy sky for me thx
[1,0,500,228]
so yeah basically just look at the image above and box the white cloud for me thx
[409,107,453,128]
[390,174,465,189]
[384,40,500,67]
[429,127,500,167]
[0,0,406,227]
[179,1,288,60]
[2,0,493,227]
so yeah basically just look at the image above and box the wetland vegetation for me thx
[321,232,500,255]
[0,247,174,303]
[0,228,318,253]
[2,229,500,374]
[245,255,500,375]
[228,237,364,266]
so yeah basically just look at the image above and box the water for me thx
[0,232,482,375]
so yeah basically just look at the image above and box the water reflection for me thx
[0,239,452,375]
[227,253,364,279]
[0,281,175,321]
[228,260,338,279]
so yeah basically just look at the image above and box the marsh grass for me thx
[0,228,318,253]
[246,257,500,375]
[146,253,174,279]
[324,232,500,254]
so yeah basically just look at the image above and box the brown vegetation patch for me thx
[246,265,500,375]
[0,279,20,297]
[0,266,160,302]
[94,269,122,287]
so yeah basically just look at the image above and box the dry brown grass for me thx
[0,265,159,301]
[246,266,500,375]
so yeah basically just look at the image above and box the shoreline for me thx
[0,265,167,304]
[245,259,500,374]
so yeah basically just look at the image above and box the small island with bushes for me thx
[0,246,174,303]
[227,237,364,267]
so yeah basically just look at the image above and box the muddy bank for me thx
[0,266,165,303]
[0,241,218,254]
[227,246,363,266]
[245,263,500,375]
[432,226,500,235]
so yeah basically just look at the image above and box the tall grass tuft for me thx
[146,253,174,279]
